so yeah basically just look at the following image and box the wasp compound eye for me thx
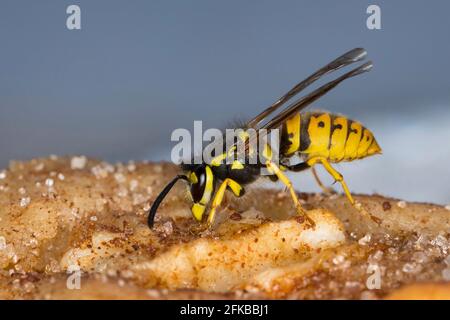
[190,167,206,203]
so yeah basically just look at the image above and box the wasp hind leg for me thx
[311,166,337,195]
[284,161,336,195]
[306,157,354,203]
[306,157,378,223]
[206,178,244,229]
[265,160,315,228]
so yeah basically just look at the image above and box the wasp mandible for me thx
[148,48,381,229]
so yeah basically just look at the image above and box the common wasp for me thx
[148,48,381,229]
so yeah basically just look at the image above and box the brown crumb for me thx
[229,212,242,221]
[382,201,392,211]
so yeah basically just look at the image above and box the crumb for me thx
[382,201,391,211]
[397,201,407,209]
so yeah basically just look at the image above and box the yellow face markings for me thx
[285,113,301,155]
[189,171,198,184]
[304,113,332,158]
[344,121,363,160]
[199,166,214,205]
[356,128,374,158]
[190,166,214,221]
[329,116,348,162]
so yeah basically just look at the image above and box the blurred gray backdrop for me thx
[1,0,449,204]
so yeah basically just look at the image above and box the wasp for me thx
[148,48,381,229]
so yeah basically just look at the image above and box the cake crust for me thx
[0,157,449,299]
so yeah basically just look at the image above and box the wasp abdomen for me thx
[280,111,381,163]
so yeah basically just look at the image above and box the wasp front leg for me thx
[207,178,244,228]
[265,160,315,227]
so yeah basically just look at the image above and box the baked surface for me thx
[0,156,449,299]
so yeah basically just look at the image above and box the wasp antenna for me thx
[147,175,189,228]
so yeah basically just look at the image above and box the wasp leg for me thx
[306,157,354,204]
[307,157,380,223]
[207,178,244,229]
[311,166,337,195]
[265,160,315,227]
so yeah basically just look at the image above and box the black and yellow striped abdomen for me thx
[280,111,381,163]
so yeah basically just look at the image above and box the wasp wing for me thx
[220,50,373,163]
[246,48,368,129]
[238,60,373,157]
[262,61,373,130]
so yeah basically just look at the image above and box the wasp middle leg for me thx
[265,160,315,227]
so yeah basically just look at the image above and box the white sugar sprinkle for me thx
[45,178,54,187]
[332,255,345,265]
[129,179,139,191]
[127,162,136,172]
[0,171,6,179]
[397,201,407,209]
[90,215,98,222]
[358,234,372,246]
[18,187,26,195]
[114,173,126,183]
[20,197,31,207]
[70,156,87,170]
[57,173,65,181]
[445,205,450,211]
[0,236,6,250]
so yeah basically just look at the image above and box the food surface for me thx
[0,156,449,299]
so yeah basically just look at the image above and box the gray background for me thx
[1,0,449,204]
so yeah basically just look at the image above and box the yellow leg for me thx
[307,157,380,224]
[266,160,315,227]
[307,157,354,204]
[207,178,243,228]
[311,166,336,195]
